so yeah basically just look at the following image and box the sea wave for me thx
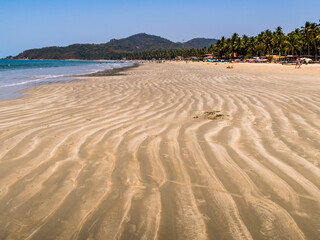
[0,75,65,88]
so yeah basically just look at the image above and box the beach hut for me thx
[285,55,299,63]
[270,55,285,63]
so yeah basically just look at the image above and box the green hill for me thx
[183,38,217,49]
[14,33,217,60]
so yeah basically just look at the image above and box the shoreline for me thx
[77,62,139,77]
[0,62,139,102]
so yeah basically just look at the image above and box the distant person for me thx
[295,59,301,69]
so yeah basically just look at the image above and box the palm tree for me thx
[310,22,320,60]
[239,35,249,57]
[272,26,285,55]
[301,22,312,56]
[291,28,304,56]
[262,30,273,55]
[284,32,296,56]
[230,33,240,58]
[302,21,320,60]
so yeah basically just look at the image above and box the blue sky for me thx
[1,0,319,58]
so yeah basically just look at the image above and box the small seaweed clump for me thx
[193,111,228,120]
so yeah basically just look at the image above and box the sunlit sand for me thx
[0,62,320,239]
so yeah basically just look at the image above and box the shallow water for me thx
[0,59,133,100]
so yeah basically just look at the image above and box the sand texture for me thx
[0,62,320,239]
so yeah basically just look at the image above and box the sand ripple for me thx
[0,63,320,239]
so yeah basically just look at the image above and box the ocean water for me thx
[0,59,133,100]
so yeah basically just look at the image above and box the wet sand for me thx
[0,62,320,239]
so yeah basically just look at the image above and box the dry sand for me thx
[0,62,320,239]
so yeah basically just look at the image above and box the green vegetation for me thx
[211,21,320,60]
[124,48,210,60]
[126,21,320,60]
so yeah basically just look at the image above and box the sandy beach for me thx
[0,62,320,239]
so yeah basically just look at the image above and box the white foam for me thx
[0,75,65,88]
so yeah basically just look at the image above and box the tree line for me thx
[124,21,320,61]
